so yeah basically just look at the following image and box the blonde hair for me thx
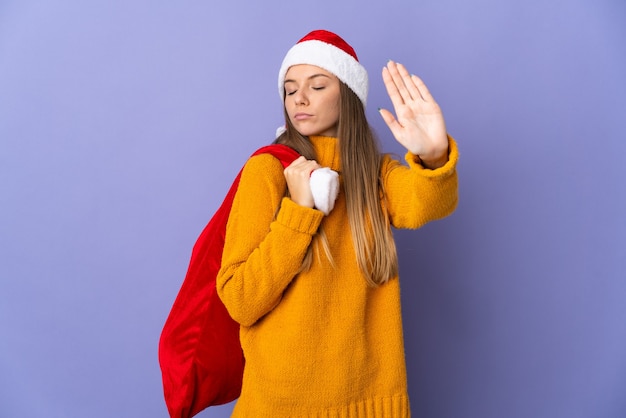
[275,82,398,286]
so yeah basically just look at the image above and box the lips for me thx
[294,112,312,121]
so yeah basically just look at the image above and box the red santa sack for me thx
[158,144,300,418]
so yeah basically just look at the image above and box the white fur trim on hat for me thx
[278,39,369,106]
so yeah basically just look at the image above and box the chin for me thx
[298,128,337,137]
[292,122,337,138]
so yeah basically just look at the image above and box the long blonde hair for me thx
[274,82,398,286]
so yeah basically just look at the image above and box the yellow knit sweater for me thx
[217,136,458,417]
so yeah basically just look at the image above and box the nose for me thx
[293,89,308,106]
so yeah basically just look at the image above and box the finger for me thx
[382,65,413,111]
[378,108,403,137]
[410,74,435,102]
[287,156,306,167]
[303,161,321,177]
[395,63,425,101]
[287,159,320,177]
[382,66,405,108]
[284,156,306,174]
[386,61,414,103]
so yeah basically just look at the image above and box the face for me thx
[283,64,341,137]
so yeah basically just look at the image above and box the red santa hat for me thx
[278,30,369,106]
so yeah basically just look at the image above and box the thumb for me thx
[378,108,402,137]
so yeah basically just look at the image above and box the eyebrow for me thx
[284,74,331,84]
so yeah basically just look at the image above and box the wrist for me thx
[419,143,449,168]
[419,152,448,169]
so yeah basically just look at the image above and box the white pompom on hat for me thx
[278,29,369,107]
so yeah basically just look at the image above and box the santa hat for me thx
[278,30,369,106]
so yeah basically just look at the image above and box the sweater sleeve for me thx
[216,153,324,327]
[382,136,459,229]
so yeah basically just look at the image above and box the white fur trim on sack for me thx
[310,167,340,215]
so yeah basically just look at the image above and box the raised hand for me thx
[379,60,449,169]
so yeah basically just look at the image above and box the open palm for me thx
[379,61,449,168]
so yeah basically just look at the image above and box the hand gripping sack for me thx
[158,144,300,418]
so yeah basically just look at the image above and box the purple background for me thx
[1,1,625,417]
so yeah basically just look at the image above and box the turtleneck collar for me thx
[309,136,341,171]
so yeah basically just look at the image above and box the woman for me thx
[217,29,458,417]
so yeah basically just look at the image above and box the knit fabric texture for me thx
[217,136,459,417]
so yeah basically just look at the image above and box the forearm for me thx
[217,197,323,326]
[385,136,459,228]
